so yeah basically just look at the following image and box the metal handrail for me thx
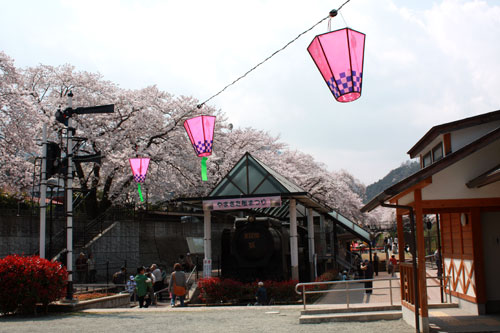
[295,277,399,310]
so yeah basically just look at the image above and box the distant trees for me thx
[1,51,385,225]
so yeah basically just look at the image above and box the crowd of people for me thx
[70,252,201,307]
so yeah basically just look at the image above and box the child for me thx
[127,275,136,302]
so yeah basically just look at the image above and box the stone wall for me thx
[0,211,234,281]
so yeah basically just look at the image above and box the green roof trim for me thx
[209,152,306,197]
[328,211,371,243]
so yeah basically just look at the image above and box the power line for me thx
[197,0,352,109]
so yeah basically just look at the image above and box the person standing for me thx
[112,266,127,291]
[75,252,88,283]
[360,260,373,294]
[87,253,97,283]
[151,264,163,301]
[389,255,398,277]
[434,249,442,278]
[373,253,379,276]
[134,267,152,308]
[255,281,267,305]
[169,263,187,307]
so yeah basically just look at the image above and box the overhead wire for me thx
[196,0,352,109]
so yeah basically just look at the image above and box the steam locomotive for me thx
[221,216,310,282]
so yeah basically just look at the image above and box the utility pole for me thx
[65,92,75,300]
[39,124,47,258]
[54,92,114,301]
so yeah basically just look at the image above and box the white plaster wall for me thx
[421,139,500,200]
[482,212,500,301]
[398,191,414,206]
[451,121,500,153]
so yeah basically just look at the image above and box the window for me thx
[432,143,443,162]
[423,152,432,167]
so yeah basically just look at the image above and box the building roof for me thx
[177,152,333,214]
[328,211,371,242]
[209,152,306,197]
[362,125,500,212]
[407,109,500,158]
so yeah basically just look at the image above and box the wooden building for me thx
[362,110,500,332]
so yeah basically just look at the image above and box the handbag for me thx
[172,274,186,296]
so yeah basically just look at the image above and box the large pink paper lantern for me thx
[129,158,150,183]
[184,115,215,157]
[184,115,216,181]
[129,157,150,201]
[308,28,366,103]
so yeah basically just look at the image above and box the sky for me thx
[1,0,500,185]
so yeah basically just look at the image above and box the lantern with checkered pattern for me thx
[129,157,150,201]
[184,115,216,181]
[308,28,365,103]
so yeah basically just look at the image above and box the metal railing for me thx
[295,277,399,310]
[295,274,453,311]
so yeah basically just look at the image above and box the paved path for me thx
[0,304,414,333]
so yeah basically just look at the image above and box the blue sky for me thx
[1,0,499,184]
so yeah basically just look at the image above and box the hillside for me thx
[364,160,420,203]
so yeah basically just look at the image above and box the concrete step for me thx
[299,310,402,324]
[301,305,401,315]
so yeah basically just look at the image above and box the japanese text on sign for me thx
[203,196,281,211]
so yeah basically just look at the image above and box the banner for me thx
[203,196,281,211]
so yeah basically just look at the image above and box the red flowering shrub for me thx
[0,255,67,315]
[198,278,300,304]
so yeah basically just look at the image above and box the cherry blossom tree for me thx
[0,52,39,194]
[1,53,383,225]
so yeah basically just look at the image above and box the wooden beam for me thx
[421,198,500,210]
[471,207,487,304]
[414,189,429,318]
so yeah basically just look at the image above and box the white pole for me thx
[289,199,299,281]
[39,123,47,258]
[203,208,212,277]
[307,207,315,280]
[66,92,74,299]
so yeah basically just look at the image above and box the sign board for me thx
[203,196,281,211]
[203,258,212,278]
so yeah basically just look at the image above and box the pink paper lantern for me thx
[129,158,150,183]
[308,27,366,103]
[183,115,216,157]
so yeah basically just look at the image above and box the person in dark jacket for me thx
[255,282,267,305]
[361,260,373,294]
[373,253,380,276]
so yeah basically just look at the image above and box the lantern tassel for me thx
[201,157,208,181]
[137,183,144,202]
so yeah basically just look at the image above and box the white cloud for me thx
[1,0,500,184]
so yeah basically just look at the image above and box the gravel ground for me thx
[0,305,414,333]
